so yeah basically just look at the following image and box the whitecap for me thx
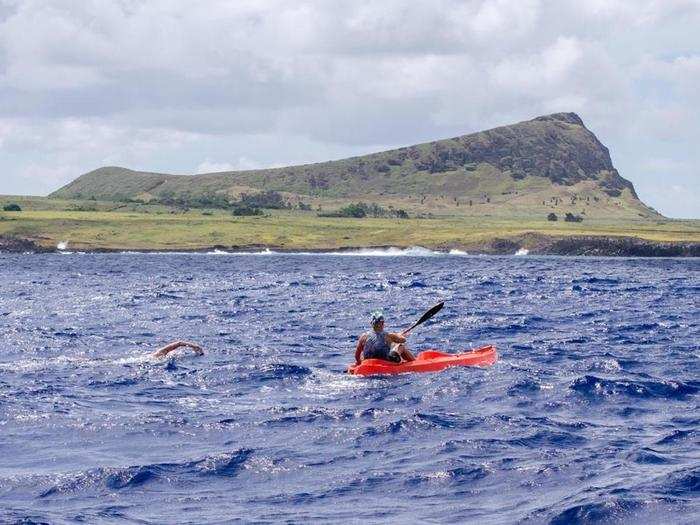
[115,246,472,256]
[205,246,441,257]
[334,246,440,257]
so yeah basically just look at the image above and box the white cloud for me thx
[197,157,272,174]
[3,162,76,195]
[0,0,697,217]
[195,160,237,174]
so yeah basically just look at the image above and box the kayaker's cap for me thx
[370,310,385,325]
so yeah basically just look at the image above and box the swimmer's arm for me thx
[355,335,366,365]
[153,340,204,358]
[387,332,407,344]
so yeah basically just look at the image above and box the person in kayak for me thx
[354,311,416,365]
[153,340,204,358]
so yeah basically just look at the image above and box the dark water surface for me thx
[0,253,698,524]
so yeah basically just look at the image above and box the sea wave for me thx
[1,253,697,523]
[117,246,472,256]
[38,449,255,497]
[569,375,699,400]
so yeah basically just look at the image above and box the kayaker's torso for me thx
[363,330,391,359]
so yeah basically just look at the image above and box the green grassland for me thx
[1,196,697,252]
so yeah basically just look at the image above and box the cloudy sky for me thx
[0,0,698,217]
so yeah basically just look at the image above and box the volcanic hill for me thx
[51,112,658,219]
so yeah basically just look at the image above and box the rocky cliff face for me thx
[432,112,636,197]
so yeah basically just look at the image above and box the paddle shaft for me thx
[401,302,444,336]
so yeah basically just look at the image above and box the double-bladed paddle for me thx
[402,302,444,336]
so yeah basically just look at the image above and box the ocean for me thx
[0,252,698,524]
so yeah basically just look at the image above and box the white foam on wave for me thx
[300,368,372,400]
[0,351,167,373]
[331,246,441,257]
[112,353,154,365]
[112,246,473,257]
[57,241,69,251]
[180,246,466,257]
[0,354,94,373]
[515,248,529,256]
[208,248,275,256]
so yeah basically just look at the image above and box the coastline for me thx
[2,234,699,257]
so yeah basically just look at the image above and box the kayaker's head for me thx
[370,310,385,332]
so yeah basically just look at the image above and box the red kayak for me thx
[347,345,498,376]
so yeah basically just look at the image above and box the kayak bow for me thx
[347,345,497,376]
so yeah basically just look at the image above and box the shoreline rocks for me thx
[0,236,54,253]
[1,234,698,257]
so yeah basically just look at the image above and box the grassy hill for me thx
[51,113,658,220]
[7,112,694,255]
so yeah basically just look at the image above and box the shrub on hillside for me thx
[325,203,367,218]
[240,190,286,209]
[231,204,263,216]
[318,202,409,219]
[191,192,232,209]
[547,212,558,221]
[3,203,21,212]
[564,212,583,222]
[156,190,288,211]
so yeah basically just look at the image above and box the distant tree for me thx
[240,190,286,209]
[564,212,583,222]
[3,203,21,212]
[318,201,408,219]
[298,202,312,211]
[158,190,176,206]
[192,192,231,209]
[231,204,263,216]
[547,212,558,221]
[340,203,367,218]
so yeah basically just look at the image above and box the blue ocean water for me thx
[0,252,698,524]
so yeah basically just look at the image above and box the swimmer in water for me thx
[153,340,204,358]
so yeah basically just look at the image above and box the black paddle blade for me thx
[405,302,444,333]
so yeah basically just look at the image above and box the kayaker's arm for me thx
[153,340,204,358]
[388,332,407,344]
[355,335,366,365]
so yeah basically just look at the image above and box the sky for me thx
[0,0,698,218]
